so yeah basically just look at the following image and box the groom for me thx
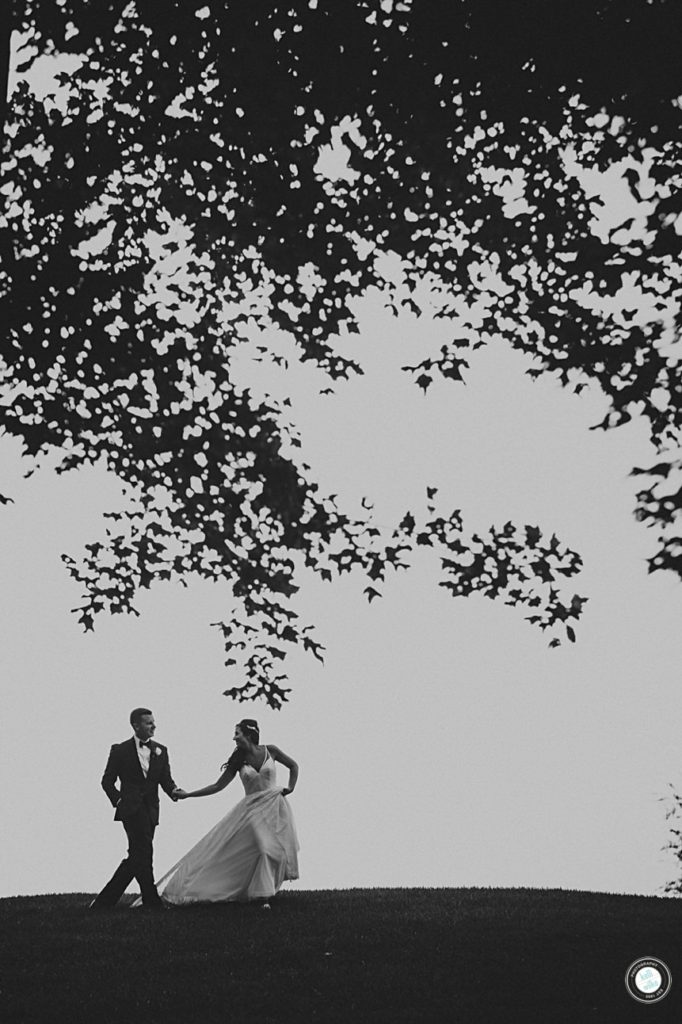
[90,707,181,910]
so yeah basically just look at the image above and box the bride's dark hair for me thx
[221,719,260,772]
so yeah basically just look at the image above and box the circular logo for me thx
[625,957,672,1004]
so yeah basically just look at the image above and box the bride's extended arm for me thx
[177,765,237,799]
[268,745,299,795]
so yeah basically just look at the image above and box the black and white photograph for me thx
[1,2,681,1021]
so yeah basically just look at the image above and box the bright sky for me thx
[3,32,682,901]
[2,296,681,899]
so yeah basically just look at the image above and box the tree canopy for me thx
[2,1,681,705]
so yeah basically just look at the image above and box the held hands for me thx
[171,788,188,801]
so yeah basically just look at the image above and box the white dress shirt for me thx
[135,736,152,777]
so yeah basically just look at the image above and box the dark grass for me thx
[1,888,680,1023]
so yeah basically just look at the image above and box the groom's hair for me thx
[130,707,153,726]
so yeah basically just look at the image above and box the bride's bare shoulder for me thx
[266,744,297,767]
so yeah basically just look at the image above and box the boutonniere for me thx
[153,746,162,756]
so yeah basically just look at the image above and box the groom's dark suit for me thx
[94,737,178,907]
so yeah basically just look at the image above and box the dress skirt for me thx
[156,787,299,904]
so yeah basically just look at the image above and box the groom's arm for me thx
[101,744,121,808]
[159,748,179,800]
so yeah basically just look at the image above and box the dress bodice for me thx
[239,748,277,796]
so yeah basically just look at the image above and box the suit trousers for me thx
[96,803,161,906]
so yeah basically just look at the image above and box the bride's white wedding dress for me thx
[152,748,299,904]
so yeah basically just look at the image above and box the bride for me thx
[140,719,299,907]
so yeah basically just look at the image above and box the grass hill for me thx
[1,888,679,1023]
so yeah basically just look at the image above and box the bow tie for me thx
[139,740,152,748]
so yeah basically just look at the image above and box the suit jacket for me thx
[101,737,177,826]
